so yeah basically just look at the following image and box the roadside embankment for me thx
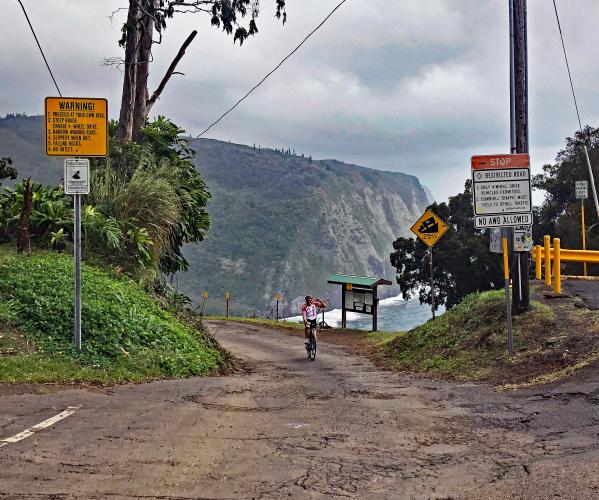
[0,250,229,384]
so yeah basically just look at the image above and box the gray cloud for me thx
[2,0,598,203]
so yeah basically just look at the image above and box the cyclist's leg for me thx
[304,322,310,344]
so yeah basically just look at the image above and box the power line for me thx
[552,0,582,131]
[191,0,349,143]
[16,0,62,97]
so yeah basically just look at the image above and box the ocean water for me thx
[285,294,443,332]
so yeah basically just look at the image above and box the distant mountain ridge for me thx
[0,115,431,315]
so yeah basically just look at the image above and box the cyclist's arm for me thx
[302,307,308,324]
[313,298,327,309]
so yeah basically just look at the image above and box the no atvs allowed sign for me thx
[410,209,449,248]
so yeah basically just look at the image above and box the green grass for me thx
[365,331,404,346]
[384,289,555,381]
[0,250,226,384]
[204,315,305,330]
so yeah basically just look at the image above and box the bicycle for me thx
[306,321,317,361]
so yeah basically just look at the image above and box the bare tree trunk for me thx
[16,178,33,255]
[131,0,157,142]
[116,1,141,142]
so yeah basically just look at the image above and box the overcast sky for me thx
[2,0,598,203]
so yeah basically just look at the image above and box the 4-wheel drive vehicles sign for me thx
[410,209,449,247]
[45,97,108,157]
[471,154,532,229]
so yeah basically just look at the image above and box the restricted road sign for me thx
[576,180,588,199]
[64,159,90,195]
[471,154,532,229]
[411,209,449,247]
[45,97,108,157]
[472,167,531,215]
[474,213,533,229]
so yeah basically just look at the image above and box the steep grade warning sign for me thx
[410,209,449,248]
[45,97,108,157]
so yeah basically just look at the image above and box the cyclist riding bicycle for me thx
[302,295,326,346]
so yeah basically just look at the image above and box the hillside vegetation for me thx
[384,284,599,386]
[0,248,227,383]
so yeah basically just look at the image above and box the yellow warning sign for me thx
[45,97,108,157]
[410,209,449,248]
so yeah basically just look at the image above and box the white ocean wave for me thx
[283,293,434,330]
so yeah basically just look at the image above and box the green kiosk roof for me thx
[327,274,392,288]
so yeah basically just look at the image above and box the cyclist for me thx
[302,295,326,346]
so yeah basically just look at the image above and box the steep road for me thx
[0,321,598,498]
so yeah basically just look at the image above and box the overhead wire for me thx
[552,0,599,221]
[16,0,62,97]
[552,0,582,131]
[191,0,349,143]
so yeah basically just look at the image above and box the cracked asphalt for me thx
[1,320,599,499]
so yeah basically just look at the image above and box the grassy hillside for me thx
[0,247,227,383]
[384,284,599,386]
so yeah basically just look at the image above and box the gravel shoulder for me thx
[0,320,598,499]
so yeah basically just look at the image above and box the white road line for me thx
[0,406,80,449]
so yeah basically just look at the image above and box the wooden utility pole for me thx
[510,0,530,313]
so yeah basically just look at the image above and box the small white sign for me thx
[513,225,533,252]
[472,168,532,215]
[475,213,533,229]
[489,228,503,254]
[575,180,588,199]
[64,159,90,195]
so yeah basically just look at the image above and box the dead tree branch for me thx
[146,30,197,114]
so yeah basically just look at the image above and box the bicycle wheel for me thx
[309,336,317,361]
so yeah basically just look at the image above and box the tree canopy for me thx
[390,181,504,310]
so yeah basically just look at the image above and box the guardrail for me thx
[532,235,599,294]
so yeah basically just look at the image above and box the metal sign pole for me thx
[429,248,435,320]
[74,193,82,351]
[502,231,514,357]
[582,199,587,276]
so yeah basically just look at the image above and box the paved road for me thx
[1,321,599,499]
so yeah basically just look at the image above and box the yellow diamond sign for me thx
[410,209,449,248]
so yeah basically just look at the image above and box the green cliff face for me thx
[180,140,430,316]
[0,116,430,317]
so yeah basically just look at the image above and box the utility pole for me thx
[510,0,530,313]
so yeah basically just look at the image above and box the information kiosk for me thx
[327,274,392,332]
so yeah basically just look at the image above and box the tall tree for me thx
[390,181,504,310]
[116,0,288,142]
[533,126,599,273]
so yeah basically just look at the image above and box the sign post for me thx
[47,97,107,351]
[275,292,282,321]
[471,154,531,356]
[225,291,230,318]
[576,180,589,276]
[64,159,90,351]
[502,232,514,357]
[198,291,208,316]
[410,209,449,320]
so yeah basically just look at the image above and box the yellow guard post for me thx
[544,235,552,286]
[553,238,561,294]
